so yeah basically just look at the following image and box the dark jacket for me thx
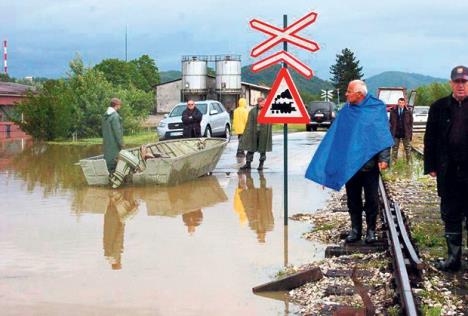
[239,105,273,153]
[360,148,391,172]
[182,107,203,138]
[424,95,468,197]
[389,106,413,140]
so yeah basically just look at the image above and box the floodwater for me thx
[0,132,331,316]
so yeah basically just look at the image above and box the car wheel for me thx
[204,126,212,138]
[306,124,312,131]
[312,126,318,131]
[223,124,231,141]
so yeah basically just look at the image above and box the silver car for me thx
[413,106,429,126]
[157,100,231,140]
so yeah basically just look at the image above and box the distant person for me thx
[232,97,249,157]
[182,99,203,138]
[102,97,124,173]
[389,97,413,162]
[239,97,272,170]
[424,65,468,272]
[305,80,392,244]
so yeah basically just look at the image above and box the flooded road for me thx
[0,132,330,315]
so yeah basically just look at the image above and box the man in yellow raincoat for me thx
[232,98,249,157]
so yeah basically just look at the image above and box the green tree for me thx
[15,80,74,140]
[0,73,12,82]
[14,55,154,140]
[330,48,364,96]
[415,82,451,106]
[130,54,160,92]
[93,58,133,88]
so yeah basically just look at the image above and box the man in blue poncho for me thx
[305,80,392,243]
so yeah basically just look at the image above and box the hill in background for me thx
[159,68,447,98]
[365,71,446,95]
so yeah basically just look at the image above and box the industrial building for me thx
[0,82,33,139]
[154,55,270,113]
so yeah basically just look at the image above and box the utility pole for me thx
[125,25,128,62]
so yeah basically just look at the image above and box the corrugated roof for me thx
[0,82,35,95]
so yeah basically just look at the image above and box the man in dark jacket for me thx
[424,65,468,272]
[389,98,413,162]
[102,98,124,172]
[182,100,203,138]
[239,97,273,170]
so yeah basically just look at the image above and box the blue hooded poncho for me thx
[305,94,393,190]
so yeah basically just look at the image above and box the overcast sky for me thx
[1,0,467,80]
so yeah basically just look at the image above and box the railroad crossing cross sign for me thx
[321,89,334,101]
[250,12,319,57]
[257,68,310,124]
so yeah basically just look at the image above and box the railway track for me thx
[378,176,424,316]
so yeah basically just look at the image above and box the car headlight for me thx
[158,122,166,128]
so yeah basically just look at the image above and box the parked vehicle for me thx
[412,105,429,128]
[377,87,416,112]
[157,100,231,140]
[305,101,336,131]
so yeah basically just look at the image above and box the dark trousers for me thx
[246,151,266,162]
[345,166,380,231]
[236,134,244,155]
[245,133,266,162]
[440,166,468,235]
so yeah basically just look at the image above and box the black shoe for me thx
[365,230,377,244]
[435,258,461,272]
[436,233,462,272]
[257,161,264,170]
[345,229,361,243]
[240,162,251,170]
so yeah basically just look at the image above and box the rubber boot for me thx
[365,211,378,244]
[240,161,251,170]
[257,161,264,170]
[436,233,462,272]
[346,212,362,243]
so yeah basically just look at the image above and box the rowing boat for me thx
[79,138,228,186]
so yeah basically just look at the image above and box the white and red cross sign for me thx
[249,12,320,124]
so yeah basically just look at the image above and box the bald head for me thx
[346,80,367,104]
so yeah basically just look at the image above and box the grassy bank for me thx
[272,124,308,133]
[47,131,158,146]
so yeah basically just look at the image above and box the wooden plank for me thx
[252,267,323,293]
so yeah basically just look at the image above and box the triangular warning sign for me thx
[258,68,310,124]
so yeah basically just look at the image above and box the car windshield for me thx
[308,102,332,111]
[413,107,429,115]
[169,103,208,117]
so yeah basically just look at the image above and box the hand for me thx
[429,171,437,177]
[378,162,388,170]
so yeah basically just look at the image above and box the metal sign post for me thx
[249,11,320,226]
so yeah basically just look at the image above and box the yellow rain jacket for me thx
[232,98,249,135]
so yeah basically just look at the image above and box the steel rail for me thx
[379,176,418,316]
[393,202,425,270]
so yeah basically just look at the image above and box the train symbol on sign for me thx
[270,89,297,114]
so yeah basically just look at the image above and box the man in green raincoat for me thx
[239,97,273,170]
[102,98,124,172]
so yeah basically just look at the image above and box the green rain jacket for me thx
[102,109,124,172]
[240,105,272,153]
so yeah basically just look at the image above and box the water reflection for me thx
[72,176,227,217]
[239,171,274,243]
[182,209,203,235]
[0,140,101,194]
[103,191,138,270]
